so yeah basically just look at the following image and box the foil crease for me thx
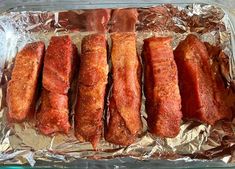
[0,4,235,167]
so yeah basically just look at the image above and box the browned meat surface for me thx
[109,9,138,32]
[105,33,142,146]
[7,42,45,122]
[143,37,182,137]
[75,34,108,149]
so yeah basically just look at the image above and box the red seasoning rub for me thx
[174,34,232,125]
[75,34,108,149]
[42,35,73,95]
[38,35,77,135]
[109,8,138,32]
[143,37,182,137]
[105,33,142,145]
[7,42,45,122]
[37,89,70,134]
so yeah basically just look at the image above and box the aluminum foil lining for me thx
[0,3,235,167]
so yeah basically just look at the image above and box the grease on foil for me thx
[0,4,235,167]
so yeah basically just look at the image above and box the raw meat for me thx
[37,89,70,134]
[7,42,45,121]
[38,35,78,135]
[42,35,73,94]
[143,37,182,137]
[105,33,142,145]
[174,34,231,125]
[75,34,108,149]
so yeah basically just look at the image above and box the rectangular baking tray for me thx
[1,0,235,168]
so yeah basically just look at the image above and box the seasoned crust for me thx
[43,35,73,94]
[37,89,70,135]
[143,36,182,137]
[37,36,77,135]
[105,33,142,145]
[75,34,108,149]
[7,41,45,122]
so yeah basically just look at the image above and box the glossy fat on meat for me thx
[7,42,45,122]
[43,35,73,94]
[174,34,231,125]
[75,34,108,149]
[59,9,110,33]
[37,89,70,135]
[109,9,138,32]
[105,33,142,146]
[143,37,182,137]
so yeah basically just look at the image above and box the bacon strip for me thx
[75,34,108,148]
[174,34,232,125]
[143,37,182,137]
[105,33,142,145]
[7,42,45,122]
